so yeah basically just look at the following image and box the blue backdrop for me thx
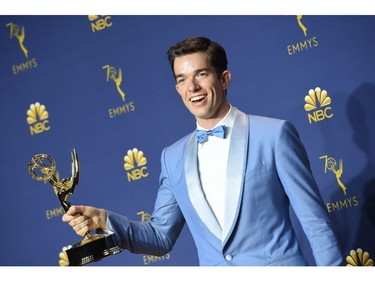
[0,15,374,266]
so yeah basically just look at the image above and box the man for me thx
[63,36,343,266]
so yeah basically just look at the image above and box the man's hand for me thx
[62,205,107,236]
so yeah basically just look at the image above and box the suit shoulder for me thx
[247,114,299,136]
[248,114,287,128]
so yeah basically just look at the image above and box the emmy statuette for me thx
[27,149,121,265]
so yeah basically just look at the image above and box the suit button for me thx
[225,254,233,261]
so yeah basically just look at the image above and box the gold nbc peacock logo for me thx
[27,102,51,135]
[346,248,374,266]
[58,245,72,266]
[124,148,149,182]
[124,148,147,170]
[304,87,333,124]
[27,102,49,124]
[88,15,112,32]
[304,87,331,111]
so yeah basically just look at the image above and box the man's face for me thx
[174,52,231,128]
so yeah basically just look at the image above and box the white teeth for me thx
[191,95,206,102]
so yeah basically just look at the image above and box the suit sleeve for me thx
[104,148,186,256]
[274,120,343,265]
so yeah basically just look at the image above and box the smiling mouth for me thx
[190,95,206,103]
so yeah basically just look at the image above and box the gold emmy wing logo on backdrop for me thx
[287,15,318,55]
[88,15,112,32]
[137,211,171,265]
[124,148,149,182]
[103,65,126,101]
[27,102,51,135]
[102,64,136,118]
[320,155,359,213]
[304,87,333,124]
[346,248,374,266]
[6,22,28,58]
[296,15,307,37]
[6,22,38,75]
[137,211,151,222]
[320,155,347,195]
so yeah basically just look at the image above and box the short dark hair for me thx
[167,36,228,78]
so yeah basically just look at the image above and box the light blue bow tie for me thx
[196,125,226,144]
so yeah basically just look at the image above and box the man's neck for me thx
[196,103,231,130]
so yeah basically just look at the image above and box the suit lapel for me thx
[184,109,249,244]
[184,133,222,240]
[222,109,249,244]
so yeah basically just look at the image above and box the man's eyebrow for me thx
[175,68,210,79]
[174,73,184,79]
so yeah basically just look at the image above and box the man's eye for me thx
[176,78,185,84]
[198,72,208,77]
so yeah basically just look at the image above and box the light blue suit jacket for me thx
[106,109,343,266]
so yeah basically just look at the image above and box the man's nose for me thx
[187,77,200,93]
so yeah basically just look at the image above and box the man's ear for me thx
[221,70,231,90]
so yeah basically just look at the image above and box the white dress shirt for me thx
[197,105,236,228]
